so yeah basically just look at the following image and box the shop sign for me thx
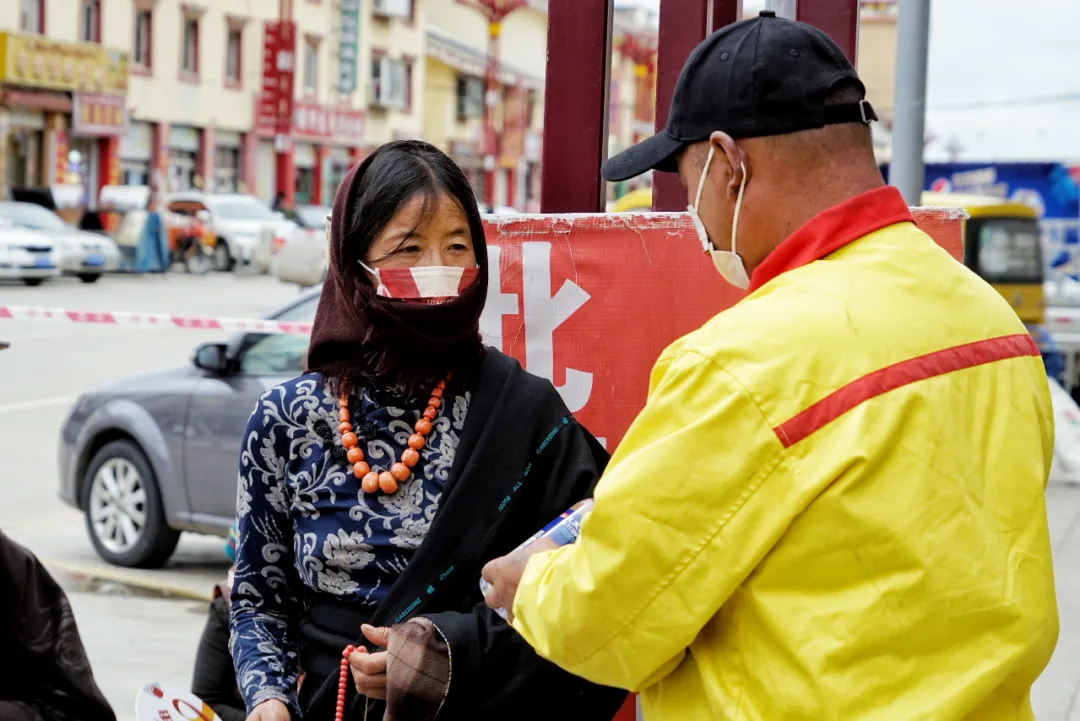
[258,21,296,137]
[72,92,126,137]
[0,31,128,94]
[337,0,361,94]
[293,102,365,144]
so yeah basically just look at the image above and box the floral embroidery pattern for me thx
[229,373,469,713]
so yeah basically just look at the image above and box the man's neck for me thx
[745,172,885,275]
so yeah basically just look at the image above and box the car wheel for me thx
[81,439,180,568]
[22,278,45,287]
[77,273,102,284]
[212,240,234,272]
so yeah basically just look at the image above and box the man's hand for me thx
[246,699,290,721]
[480,537,560,623]
[349,624,391,700]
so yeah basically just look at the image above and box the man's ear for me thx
[709,130,746,200]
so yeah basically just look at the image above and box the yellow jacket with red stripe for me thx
[511,187,1058,720]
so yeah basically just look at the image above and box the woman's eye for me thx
[449,243,469,252]
[402,245,422,254]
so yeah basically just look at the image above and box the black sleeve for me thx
[421,418,628,720]
[192,597,247,721]
[0,531,116,721]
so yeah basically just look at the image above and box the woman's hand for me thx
[245,699,290,721]
[350,624,392,700]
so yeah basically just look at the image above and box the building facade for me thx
[421,0,546,210]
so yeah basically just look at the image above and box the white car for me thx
[272,205,331,288]
[0,220,61,286]
[164,192,294,273]
[0,202,120,283]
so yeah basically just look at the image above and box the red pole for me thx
[483,21,499,208]
[539,0,614,213]
[797,0,861,63]
[652,0,741,212]
[275,0,296,208]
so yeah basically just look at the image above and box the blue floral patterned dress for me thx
[229,373,469,713]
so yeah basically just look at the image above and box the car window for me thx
[239,334,310,376]
[295,206,331,228]
[272,295,320,322]
[973,217,1042,284]
[0,202,67,231]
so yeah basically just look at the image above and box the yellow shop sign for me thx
[0,32,128,94]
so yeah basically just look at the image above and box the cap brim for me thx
[601,131,685,182]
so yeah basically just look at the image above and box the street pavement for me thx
[1,271,1079,720]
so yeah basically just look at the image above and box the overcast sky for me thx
[612,0,1080,162]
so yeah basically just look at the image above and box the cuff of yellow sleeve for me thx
[510,547,563,648]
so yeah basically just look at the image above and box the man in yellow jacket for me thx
[481,11,1059,720]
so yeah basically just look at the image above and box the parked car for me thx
[58,288,321,568]
[164,192,292,272]
[0,201,120,283]
[0,218,61,286]
[272,205,331,288]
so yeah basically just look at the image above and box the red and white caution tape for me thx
[0,305,312,335]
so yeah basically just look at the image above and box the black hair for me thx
[341,140,485,271]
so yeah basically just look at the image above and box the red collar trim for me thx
[747,186,915,293]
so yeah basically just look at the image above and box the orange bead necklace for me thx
[338,376,449,495]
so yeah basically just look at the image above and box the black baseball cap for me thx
[602,10,877,182]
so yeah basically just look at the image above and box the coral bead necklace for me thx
[337,376,449,495]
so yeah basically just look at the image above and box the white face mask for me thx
[687,145,751,290]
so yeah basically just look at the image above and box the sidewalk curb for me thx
[42,557,213,603]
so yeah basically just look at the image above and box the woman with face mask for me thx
[230,141,627,721]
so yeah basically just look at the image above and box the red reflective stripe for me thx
[772,334,1040,448]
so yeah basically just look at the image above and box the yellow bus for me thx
[921,192,1044,325]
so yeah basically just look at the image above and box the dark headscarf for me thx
[305,141,489,397]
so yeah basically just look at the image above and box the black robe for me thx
[0,530,116,721]
[299,349,629,720]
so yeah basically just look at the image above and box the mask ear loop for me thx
[731,161,747,256]
[357,260,389,297]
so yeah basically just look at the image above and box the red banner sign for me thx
[480,211,963,449]
[259,21,296,138]
[293,102,365,143]
[72,92,125,136]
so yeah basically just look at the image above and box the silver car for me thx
[58,288,319,568]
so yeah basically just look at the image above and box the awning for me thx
[425,27,543,91]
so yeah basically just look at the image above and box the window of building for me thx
[456,76,485,122]
[20,0,44,33]
[225,27,243,87]
[181,16,200,78]
[79,0,100,42]
[303,38,319,97]
[370,56,409,111]
[133,9,153,70]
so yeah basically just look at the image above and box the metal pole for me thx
[764,0,796,19]
[890,0,931,206]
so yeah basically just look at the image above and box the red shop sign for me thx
[479,210,963,450]
[258,20,296,137]
[293,102,365,144]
